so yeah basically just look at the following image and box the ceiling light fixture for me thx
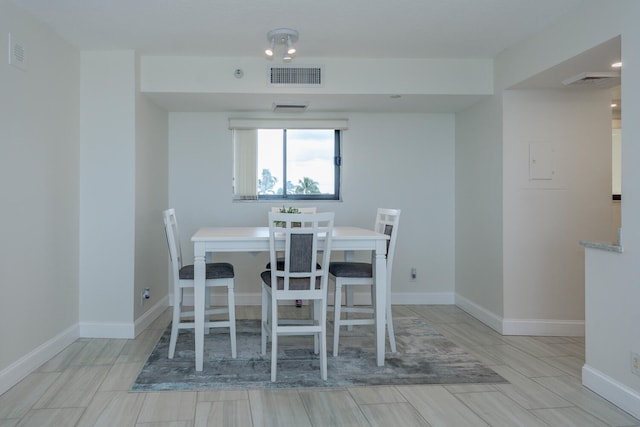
[611,61,622,68]
[265,28,298,62]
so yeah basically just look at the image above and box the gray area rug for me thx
[132,317,506,391]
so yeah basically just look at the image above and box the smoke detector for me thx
[562,71,620,86]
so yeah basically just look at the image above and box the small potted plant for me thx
[275,206,302,227]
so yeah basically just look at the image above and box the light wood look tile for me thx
[76,391,145,427]
[443,384,496,394]
[13,408,85,427]
[347,386,407,405]
[248,389,311,427]
[455,391,549,426]
[194,399,253,427]
[99,361,146,391]
[475,344,566,378]
[0,373,60,419]
[68,339,127,367]
[533,375,640,426]
[501,336,572,358]
[299,389,369,426]
[531,407,611,427]
[0,418,20,427]
[36,341,88,373]
[197,390,249,402]
[539,355,584,378]
[396,385,490,426]
[433,322,504,348]
[137,391,197,424]
[2,305,639,427]
[33,365,110,409]
[360,402,430,427]
[490,365,571,409]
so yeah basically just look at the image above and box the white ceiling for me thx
[11,0,584,58]
[12,0,620,113]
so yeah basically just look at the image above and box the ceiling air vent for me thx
[271,102,309,113]
[268,66,323,87]
[562,71,620,86]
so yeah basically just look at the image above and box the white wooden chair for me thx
[329,208,401,356]
[268,207,318,307]
[260,211,334,381]
[162,208,237,359]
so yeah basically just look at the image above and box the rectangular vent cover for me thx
[562,71,620,86]
[269,66,323,87]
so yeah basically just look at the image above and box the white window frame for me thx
[230,118,347,201]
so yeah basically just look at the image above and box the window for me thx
[231,119,346,201]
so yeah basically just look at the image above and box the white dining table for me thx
[191,226,390,371]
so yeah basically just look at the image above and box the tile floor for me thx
[1,305,639,427]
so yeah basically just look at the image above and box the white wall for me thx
[455,95,504,326]
[0,0,80,386]
[502,89,612,332]
[168,112,456,304]
[134,58,169,321]
[495,0,640,417]
[582,1,640,419]
[79,51,137,337]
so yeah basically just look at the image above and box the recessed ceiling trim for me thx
[562,71,620,86]
[271,102,309,113]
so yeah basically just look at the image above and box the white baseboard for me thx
[454,293,584,336]
[0,324,79,396]
[135,295,170,336]
[502,318,584,336]
[582,364,640,420]
[455,293,503,333]
[392,292,455,305]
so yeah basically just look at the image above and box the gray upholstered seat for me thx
[328,262,372,278]
[179,262,235,280]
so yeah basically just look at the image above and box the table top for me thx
[192,226,388,242]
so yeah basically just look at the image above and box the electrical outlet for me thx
[632,352,640,376]
[410,267,417,281]
[140,288,150,305]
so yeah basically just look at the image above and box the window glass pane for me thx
[287,129,335,195]
[257,129,283,195]
[248,127,339,200]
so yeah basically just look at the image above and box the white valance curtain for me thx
[228,118,348,130]
[229,118,348,200]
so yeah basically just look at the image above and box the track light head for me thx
[265,28,298,61]
[265,38,275,57]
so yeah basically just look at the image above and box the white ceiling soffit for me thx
[511,36,621,90]
[142,92,488,114]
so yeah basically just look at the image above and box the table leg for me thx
[193,244,206,372]
[373,240,387,366]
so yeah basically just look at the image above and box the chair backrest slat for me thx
[268,211,334,294]
[163,208,183,282]
[372,208,401,282]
